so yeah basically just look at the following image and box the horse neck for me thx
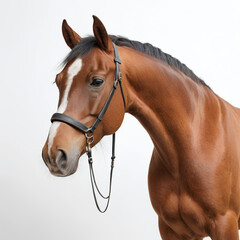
[121,47,213,175]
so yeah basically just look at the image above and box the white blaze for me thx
[47,58,82,158]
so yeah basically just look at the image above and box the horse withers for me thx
[42,16,240,239]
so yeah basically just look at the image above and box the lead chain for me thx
[85,133,114,213]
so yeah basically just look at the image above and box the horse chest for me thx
[158,192,207,237]
[148,172,208,236]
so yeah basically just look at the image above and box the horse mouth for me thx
[49,166,78,177]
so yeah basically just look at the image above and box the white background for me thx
[1,0,240,239]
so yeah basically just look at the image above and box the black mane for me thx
[62,35,210,89]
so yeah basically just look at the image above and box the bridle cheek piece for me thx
[51,43,126,213]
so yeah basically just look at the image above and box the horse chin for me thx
[49,164,78,177]
[49,161,79,177]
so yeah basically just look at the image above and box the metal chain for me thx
[85,133,115,213]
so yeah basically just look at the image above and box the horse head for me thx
[42,16,126,177]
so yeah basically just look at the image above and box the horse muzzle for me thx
[42,144,81,177]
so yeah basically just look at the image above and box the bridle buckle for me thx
[113,72,122,89]
[118,72,122,81]
[113,79,118,89]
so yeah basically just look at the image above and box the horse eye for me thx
[90,78,104,87]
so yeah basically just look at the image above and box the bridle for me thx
[51,42,126,213]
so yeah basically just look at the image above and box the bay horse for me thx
[42,16,240,239]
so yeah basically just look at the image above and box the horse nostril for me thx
[56,149,67,170]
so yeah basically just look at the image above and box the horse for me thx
[42,16,240,239]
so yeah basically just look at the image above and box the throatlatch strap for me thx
[113,43,126,108]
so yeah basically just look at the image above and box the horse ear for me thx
[62,19,82,49]
[92,16,112,53]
